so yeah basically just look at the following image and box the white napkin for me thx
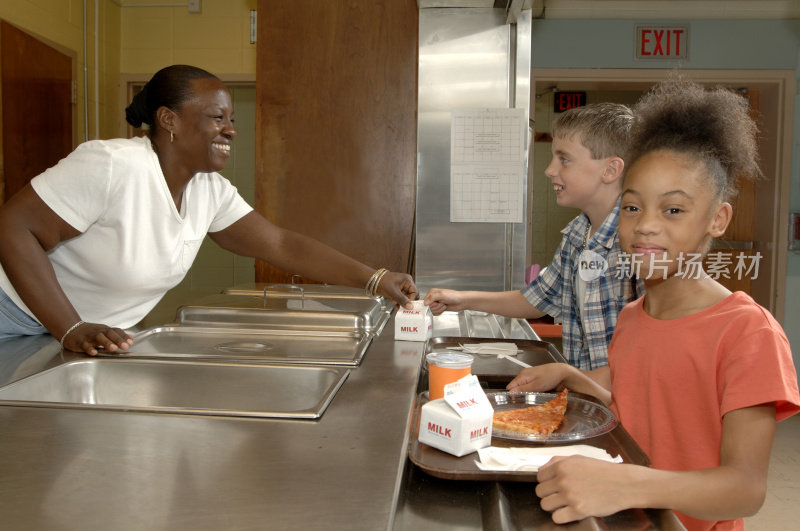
[447,342,520,356]
[446,342,531,368]
[475,445,623,472]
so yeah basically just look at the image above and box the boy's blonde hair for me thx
[552,102,634,161]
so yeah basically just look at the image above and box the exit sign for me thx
[553,91,586,113]
[635,25,689,60]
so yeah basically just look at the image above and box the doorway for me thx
[531,68,793,321]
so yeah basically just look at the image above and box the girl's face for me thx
[619,150,731,282]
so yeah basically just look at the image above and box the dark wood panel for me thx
[1,21,72,202]
[255,0,418,284]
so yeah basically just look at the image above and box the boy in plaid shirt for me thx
[424,103,642,369]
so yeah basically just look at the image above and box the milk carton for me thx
[418,374,493,457]
[395,300,433,341]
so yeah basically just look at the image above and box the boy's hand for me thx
[506,363,569,393]
[423,288,468,315]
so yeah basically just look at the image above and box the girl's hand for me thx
[506,363,569,393]
[60,322,134,356]
[536,456,636,523]
[377,271,418,310]
[423,288,467,315]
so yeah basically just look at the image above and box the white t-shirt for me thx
[0,137,253,328]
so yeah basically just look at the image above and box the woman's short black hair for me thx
[125,64,219,134]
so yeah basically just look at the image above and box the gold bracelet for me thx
[365,268,382,296]
[365,268,388,296]
[371,268,389,296]
[59,320,85,349]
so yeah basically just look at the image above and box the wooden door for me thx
[0,21,72,204]
[255,0,418,284]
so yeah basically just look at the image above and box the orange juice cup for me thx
[426,352,474,400]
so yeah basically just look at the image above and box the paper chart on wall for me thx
[450,108,526,223]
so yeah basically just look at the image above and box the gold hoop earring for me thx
[170,131,174,143]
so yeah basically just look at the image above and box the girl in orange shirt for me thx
[508,78,800,530]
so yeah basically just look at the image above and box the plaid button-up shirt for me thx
[522,201,644,369]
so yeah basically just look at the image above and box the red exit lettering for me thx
[636,25,688,60]
[553,91,586,113]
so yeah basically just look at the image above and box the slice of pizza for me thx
[492,389,568,435]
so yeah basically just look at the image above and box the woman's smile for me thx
[212,141,231,156]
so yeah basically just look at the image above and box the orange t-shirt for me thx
[609,292,800,531]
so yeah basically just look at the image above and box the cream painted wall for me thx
[116,0,256,135]
[113,2,258,180]
[120,0,256,75]
[0,1,256,142]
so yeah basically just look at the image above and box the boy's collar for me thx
[566,199,621,249]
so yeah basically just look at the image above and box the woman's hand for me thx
[61,322,134,356]
[423,288,468,315]
[506,363,570,393]
[377,271,418,310]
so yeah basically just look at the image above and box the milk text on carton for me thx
[426,422,452,439]
[395,300,433,341]
[470,427,489,440]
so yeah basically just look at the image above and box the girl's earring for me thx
[170,131,174,143]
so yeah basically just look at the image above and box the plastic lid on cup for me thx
[426,352,474,369]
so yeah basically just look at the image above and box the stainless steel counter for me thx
[0,309,681,530]
[0,318,422,530]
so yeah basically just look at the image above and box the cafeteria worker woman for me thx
[0,64,418,355]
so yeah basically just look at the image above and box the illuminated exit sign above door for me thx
[635,25,689,60]
[553,91,586,113]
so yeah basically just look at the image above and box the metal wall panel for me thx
[415,8,531,293]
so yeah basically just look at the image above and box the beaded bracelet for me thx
[365,268,389,296]
[59,320,85,349]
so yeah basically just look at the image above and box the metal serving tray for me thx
[431,311,538,340]
[407,391,648,482]
[175,293,390,336]
[114,326,373,366]
[0,358,349,419]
